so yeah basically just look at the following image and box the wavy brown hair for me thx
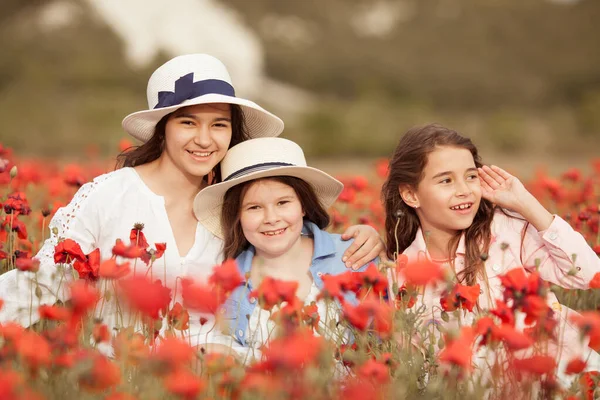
[115,104,249,184]
[221,176,331,260]
[381,123,496,285]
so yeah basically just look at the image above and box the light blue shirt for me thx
[221,221,377,347]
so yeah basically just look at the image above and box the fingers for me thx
[345,236,384,270]
[479,165,504,189]
[490,165,513,180]
[340,225,358,241]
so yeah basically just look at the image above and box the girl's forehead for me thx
[424,146,476,173]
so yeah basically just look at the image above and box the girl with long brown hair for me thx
[382,123,600,383]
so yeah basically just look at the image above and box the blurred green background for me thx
[2,0,600,173]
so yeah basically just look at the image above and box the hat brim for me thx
[122,93,284,142]
[193,166,344,239]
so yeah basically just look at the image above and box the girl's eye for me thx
[467,174,479,180]
[278,200,290,206]
[180,120,195,126]
[214,122,230,128]
[246,205,260,211]
[439,178,451,184]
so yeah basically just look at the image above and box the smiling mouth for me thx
[186,150,214,157]
[262,228,286,236]
[450,203,473,210]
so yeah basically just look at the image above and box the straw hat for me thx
[122,54,284,142]
[193,137,343,238]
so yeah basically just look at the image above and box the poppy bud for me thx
[480,253,489,261]
[35,286,43,299]
[395,209,404,218]
[500,243,509,251]
[441,311,450,322]
[41,209,51,217]
[9,165,17,179]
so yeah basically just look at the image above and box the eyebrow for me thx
[172,112,231,122]
[241,195,295,207]
[431,167,478,180]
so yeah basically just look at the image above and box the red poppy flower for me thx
[153,337,195,371]
[260,328,324,371]
[54,239,86,264]
[513,355,556,375]
[318,271,358,302]
[154,242,167,259]
[181,278,226,314]
[209,259,243,293]
[98,259,131,280]
[130,225,149,249]
[401,259,444,287]
[92,323,110,344]
[302,303,320,331]
[357,263,389,296]
[376,159,389,178]
[565,357,587,375]
[168,302,190,331]
[69,280,100,317]
[580,371,600,400]
[394,284,417,309]
[0,298,3,312]
[491,299,516,326]
[78,354,121,392]
[3,192,31,215]
[113,328,149,366]
[15,330,51,370]
[590,272,600,289]
[163,368,205,399]
[0,369,23,400]
[2,216,28,240]
[15,257,40,273]
[499,268,529,294]
[270,297,303,331]
[357,359,390,384]
[338,187,356,203]
[119,276,171,319]
[38,305,71,321]
[495,324,534,351]
[73,248,100,281]
[343,294,393,337]
[249,277,298,311]
[112,239,145,259]
[570,311,600,351]
[440,283,480,312]
[438,327,476,371]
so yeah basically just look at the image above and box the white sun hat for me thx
[122,54,284,142]
[193,137,344,239]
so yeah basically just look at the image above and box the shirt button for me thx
[249,297,256,304]
[492,264,501,272]
[549,231,558,241]
[479,289,484,294]
[237,329,244,337]
[317,272,323,277]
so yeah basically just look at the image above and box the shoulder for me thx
[317,231,375,272]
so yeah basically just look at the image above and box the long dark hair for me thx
[221,176,331,260]
[116,104,249,183]
[381,123,496,285]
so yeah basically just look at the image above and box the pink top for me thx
[394,210,600,373]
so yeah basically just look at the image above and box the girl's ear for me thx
[399,185,419,208]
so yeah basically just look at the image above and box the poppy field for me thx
[1,142,600,400]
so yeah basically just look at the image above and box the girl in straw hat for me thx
[193,137,378,356]
[0,54,383,345]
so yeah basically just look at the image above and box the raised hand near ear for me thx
[478,165,553,231]
[478,165,529,211]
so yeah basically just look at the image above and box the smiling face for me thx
[401,146,482,238]
[239,179,305,259]
[161,103,232,180]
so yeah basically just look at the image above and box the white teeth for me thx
[189,151,212,157]
[451,203,472,210]
[263,228,285,236]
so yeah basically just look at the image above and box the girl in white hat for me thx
[193,137,378,355]
[0,55,383,346]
